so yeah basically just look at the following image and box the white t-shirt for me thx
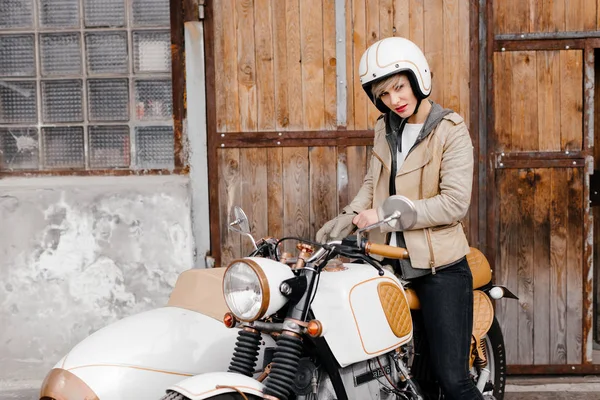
[389,123,423,247]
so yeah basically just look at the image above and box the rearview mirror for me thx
[228,206,257,250]
[356,195,417,242]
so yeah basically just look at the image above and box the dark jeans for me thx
[412,257,484,400]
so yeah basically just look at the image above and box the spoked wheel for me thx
[472,317,506,400]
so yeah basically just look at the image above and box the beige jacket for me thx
[346,108,474,270]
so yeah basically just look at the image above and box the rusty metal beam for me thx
[508,364,600,375]
[170,0,186,170]
[214,130,373,148]
[497,31,600,41]
[203,0,221,267]
[469,0,481,248]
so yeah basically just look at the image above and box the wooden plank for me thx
[507,0,530,33]
[352,0,368,130]
[240,148,268,255]
[493,0,506,34]
[212,0,225,132]
[345,0,355,129]
[409,0,424,48]
[494,52,512,151]
[497,169,520,364]
[442,0,459,112]
[530,0,544,32]
[323,0,337,130]
[236,0,258,131]
[220,0,241,132]
[550,168,568,364]
[366,0,381,128]
[423,0,443,104]
[393,0,410,38]
[273,0,290,130]
[286,0,304,129]
[346,145,369,202]
[254,0,276,131]
[566,0,584,31]
[458,0,469,121]
[537,51,562,151]
[282,147,310,253]
[379,0,394,39]
[218,148,241,266]
[516,169,535,365]
[560,50,583,151]
[583,0,596,30]
[267,147,284,239]
[309,147,338,240]
[533,168,551,365]
[550,0,566,32]
[510,51,538,151]
[566,167,583,363]
[300,0,325,130]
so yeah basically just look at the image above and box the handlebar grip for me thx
[364,242,409,259]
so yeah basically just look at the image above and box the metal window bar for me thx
[0,0,174,171]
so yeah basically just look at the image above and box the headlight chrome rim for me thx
[223,258,271,322]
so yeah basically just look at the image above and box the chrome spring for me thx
[228,329,262,377]
[263,333,303,400]
[474,337,488,368]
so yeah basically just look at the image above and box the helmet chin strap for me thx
[408,98,423,120]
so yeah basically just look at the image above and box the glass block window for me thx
[38,0,80,29]
[0,0,174,171]
[0,127,38,169]
[135,126,173,169]
[84,0,125,28]
[42,126,85,168]
[89,125,129,168]
[87,79,129,121]
[0,35,35,77]
[133,31,171,73]
[135,79,172,121]
[42,80,83,122]
[85,32,128,74]
[40,33,82,76]
[0,81,37,123]
[0,0,34,29]
[132,0,170,27]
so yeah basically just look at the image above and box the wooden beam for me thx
[214,129,374,148]
[470,0,481,248]
[508,364,600,375]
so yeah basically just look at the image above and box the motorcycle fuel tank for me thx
[311,262,413,368]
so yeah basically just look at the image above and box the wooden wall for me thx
[492,47,587,366]
[210,0,473,265]
[494,0,599,33]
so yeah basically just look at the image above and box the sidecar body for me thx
[39,268,258,400]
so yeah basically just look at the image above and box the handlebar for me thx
[364,242,409,259]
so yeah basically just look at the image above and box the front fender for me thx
[167,372,264,400]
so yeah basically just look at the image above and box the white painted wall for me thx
[0,175,195,380]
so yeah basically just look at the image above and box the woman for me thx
[316,37,480,400]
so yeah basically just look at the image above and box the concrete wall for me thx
[0,175,194,380]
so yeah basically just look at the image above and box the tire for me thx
[160,391,262,400]
[477,317,507,400]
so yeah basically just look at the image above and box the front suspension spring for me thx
[263,333,303,400]
[228,328,262,377]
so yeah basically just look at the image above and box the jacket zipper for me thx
[425,228,436,274]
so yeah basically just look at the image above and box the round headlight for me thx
[223,260,269,321]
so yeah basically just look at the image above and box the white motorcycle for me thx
[161,195,517,400]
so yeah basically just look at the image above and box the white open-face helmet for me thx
[359,37,431,113]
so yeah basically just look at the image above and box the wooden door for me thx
[490,47,595,372]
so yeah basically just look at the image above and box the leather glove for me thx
[316,207,357,243]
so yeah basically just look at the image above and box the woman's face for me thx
[379,75,418,119]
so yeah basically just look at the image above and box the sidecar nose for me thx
[40,368,99,400]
